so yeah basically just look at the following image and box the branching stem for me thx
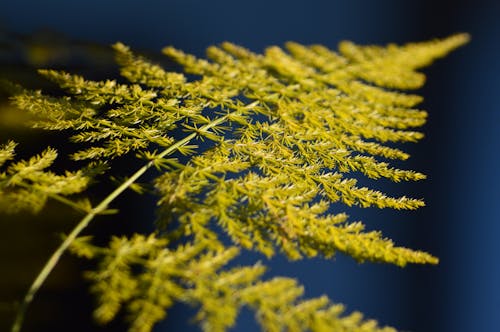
[10,112,234,332]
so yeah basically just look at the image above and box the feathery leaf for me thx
[8,33,468,332]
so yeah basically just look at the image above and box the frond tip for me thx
[337,33,470,89]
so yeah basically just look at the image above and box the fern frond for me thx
[0,140,17,167]
[154,35,468,264]
[9,34,468,332]
[0,143,90,213]
[113,42,186,89]
[12,34,468,260]
[73,234,397,332]
[337,33,469,89]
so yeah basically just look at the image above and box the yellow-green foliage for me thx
[5,33,468,332]
[0,141,90,213]
[70,235,396,332]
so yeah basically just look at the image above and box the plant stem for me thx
[11,112,233,332]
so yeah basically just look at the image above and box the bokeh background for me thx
[0,1,499,331]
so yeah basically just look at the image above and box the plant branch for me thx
[10,111,236,332]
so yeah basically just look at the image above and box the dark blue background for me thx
[1,1,499,331]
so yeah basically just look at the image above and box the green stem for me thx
[11,113,231,332]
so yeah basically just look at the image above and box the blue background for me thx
[1,1,499,331]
